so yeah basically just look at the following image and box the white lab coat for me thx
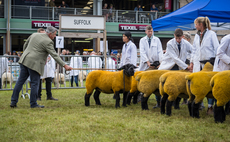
[0,57,8,77]
[41,55,55,79]
[106,57,116,71]
[69,56,83,76]
[139,35,163,71]
[158,38,192,70]
[192,29,219,72]
[120,40,137,67]
[88,55,102,72]
[213,34,230,71]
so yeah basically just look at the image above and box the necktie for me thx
[178,44,181,54]
[148,38,151,47]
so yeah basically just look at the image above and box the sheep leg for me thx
[126,91,133,105]
[174,97,181,109]
[224,101,230,115]
[122,91,128,107]
[192,102,201,118]
[85,93,92,106]
[166,99,173,116]
[132,91,140,104]
[188,95,195,117]
[115,91,120,108]
[161,94,168,114]
[214,105,225,123]
[93,90,101,105]
[141,95,150,110]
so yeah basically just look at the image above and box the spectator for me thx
[150,4,158,20]
[66,49,71,61]
[117,53,121,62]
[106,55,116,71]
[109,4,115,20]
[12,51,17,62]
[7,51,13,62]
[82,51,88,62]
[70,50,82,87]
[103,3,109,21]
[111,52,117,64]
[37,28,45,33]
[88,51,102,72]
[49,0,56,7]
[59,1,69,14]
[134,4,143,11]
[16,52,22,62]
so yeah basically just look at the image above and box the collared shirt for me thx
[147,35,153,47]
[197,29,207,45]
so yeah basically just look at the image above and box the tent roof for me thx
[152,0,230,31]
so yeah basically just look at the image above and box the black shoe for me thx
[37,98,41,101]
[10,103,17,108]
[47,97,58,101]
[31,104,45,108]
[153,103,160,109]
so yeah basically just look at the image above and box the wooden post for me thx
[57,14,62,89]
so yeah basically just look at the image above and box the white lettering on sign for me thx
[34,22,52,27]
[120,26,138,30]
[74,20,91,25]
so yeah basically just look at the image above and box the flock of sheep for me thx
[84,63,230,123]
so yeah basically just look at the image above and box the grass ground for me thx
[0,88,230,142]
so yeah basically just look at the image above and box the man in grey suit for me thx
[10,26,72,108]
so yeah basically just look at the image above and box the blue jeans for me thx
[71,75,79,87]
[208,98,216,106]
[155,95,161,102]
[11,64,40,107]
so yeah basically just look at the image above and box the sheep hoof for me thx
[188,102,193,117]
[214,105,225,123]
[122,104,127,107]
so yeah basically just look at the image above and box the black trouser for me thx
[0,78,1,89]
[171,64,179,70]
[38,77,53,99]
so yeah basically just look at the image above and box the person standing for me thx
[88,51,102,72]
[70,50,82,87]
[139,25,163,108]
[10,26,72,108]
[190,17,219,115]
[120,31,137,67]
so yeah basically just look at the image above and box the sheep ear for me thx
[117,66,125,70]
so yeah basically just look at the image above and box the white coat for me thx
[213,34,230,71]
[41,55,55,79]
[69,56,83,76]
[120,40,137,67]
[192,29,219,72]
[106,57,116,71]
[88,55,102,72]
[139,35,163,71]
[158,38,192,70]
[0,57,8,77]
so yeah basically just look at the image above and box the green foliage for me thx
[0,89,230,142]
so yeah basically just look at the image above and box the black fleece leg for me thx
[161,94,168,114]
[214,105,225,123]
[174,97,181,109]
[126,92,133,105]
[115,92,120,108]
[166,100,173,116]
[141,95,150,110]
[192,102,201,118]
[93,90,101,105]
[85,93,92,106]
[225,101,230,115]
[122,92,128,107]
[188,101,193,117]
[132,91,140,104]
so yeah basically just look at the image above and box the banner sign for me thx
[14,0,45,6]
[60,16,105,30]
[119,24,149,31]
[165,0,172,10]
[32,21,59,29]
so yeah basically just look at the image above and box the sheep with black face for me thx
[84,64,137,108]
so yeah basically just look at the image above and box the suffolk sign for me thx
[119,24,149,31]
[32,21,59,29]
[60,15,105,30]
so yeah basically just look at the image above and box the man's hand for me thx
[189,63,194,72]
[64,64,72,71]
[147,61,151,67]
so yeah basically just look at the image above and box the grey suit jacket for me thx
[19,33,65,75]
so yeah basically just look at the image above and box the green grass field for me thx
[0,88,230,142]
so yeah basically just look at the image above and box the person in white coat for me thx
[38,55,57,101]
[106,55,116,71]
[120,31,137,67]
[88,51,102,72]
[158,28,192,71]
[139,25,163,108]
[70,50,83,87]
[0,55,8,89]
[191,17,220,115]
[139,25,163,71]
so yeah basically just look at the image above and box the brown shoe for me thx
[47,97,58,101]
[206,106,214,115]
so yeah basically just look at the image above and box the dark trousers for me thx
[38,77,53,99]
[71,75,79,87]
[11,64,40,107]
[0,78,1,89]
[171,64,179,70]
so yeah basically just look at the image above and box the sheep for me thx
[159,71,191,116]
[78,70,87,87]
[210,70,230,123]
[84,64,137,108]
[126,71,143,105]
[185,62,216,118]
[135,70,170,110]
[53,72,66,87]
[1,72,14,88]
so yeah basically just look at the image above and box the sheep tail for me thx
[185,74,193,81]
[210,76,215,87]
[135,73,143,81]
[159,75,167,83]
